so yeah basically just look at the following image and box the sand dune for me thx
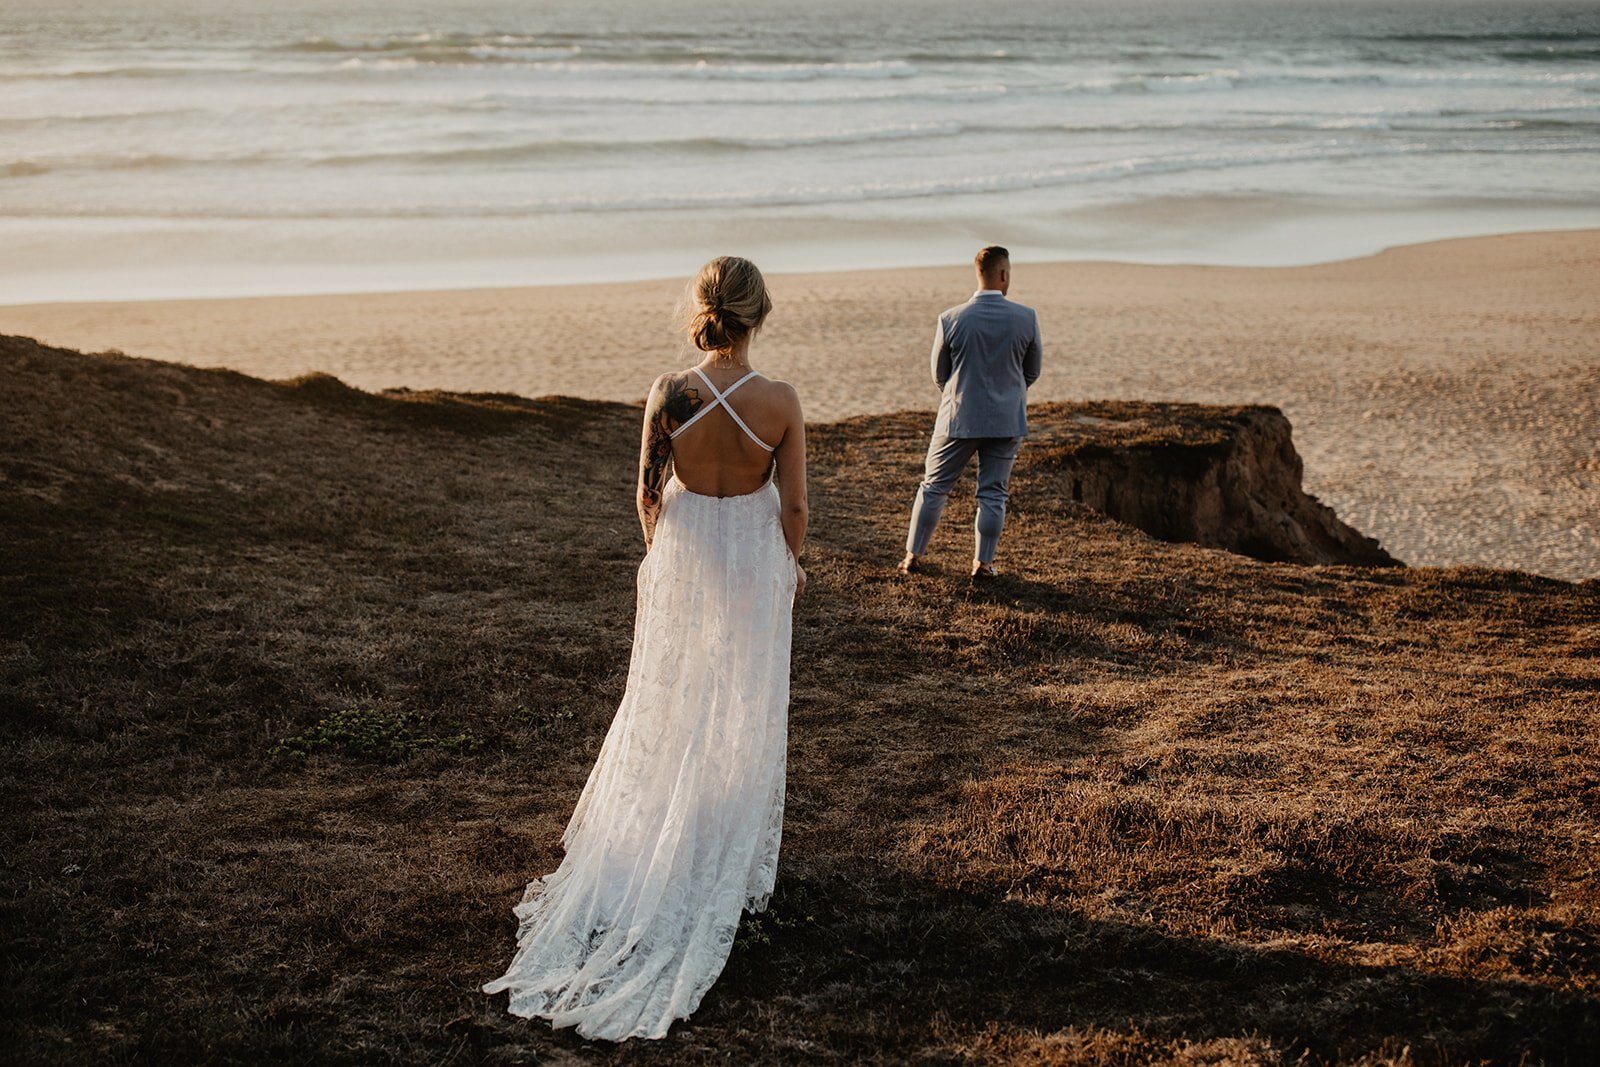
[4,230,1596,579]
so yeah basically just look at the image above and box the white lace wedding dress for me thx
[484,371,795,1041]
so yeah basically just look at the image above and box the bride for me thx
[483,256,807,1041]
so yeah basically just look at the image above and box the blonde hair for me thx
[681,256,772,355]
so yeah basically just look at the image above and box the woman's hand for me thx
[794,561,807,598]
[640,506,657,551]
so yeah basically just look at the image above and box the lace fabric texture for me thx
[483,476,795,1041]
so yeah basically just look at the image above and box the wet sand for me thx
[5,230,1596,579]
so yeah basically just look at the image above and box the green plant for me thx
[734,877,818,953]
[272,707,485,764]
[511,704,579,733]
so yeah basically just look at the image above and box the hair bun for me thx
[692,306,735,353]
[681,256,773,354]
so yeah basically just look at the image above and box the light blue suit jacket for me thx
[931,290,1042,439]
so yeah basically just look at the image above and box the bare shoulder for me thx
[762,374,800,399]
[648,368,689,398]
[759,375,802,413]
[645,368,706,428]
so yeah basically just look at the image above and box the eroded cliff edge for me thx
[1024,401,1398,567]
[2,335,1394,569]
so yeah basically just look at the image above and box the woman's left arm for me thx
[772,382,808,595]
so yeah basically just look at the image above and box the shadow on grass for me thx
[459,861,1599,1063]
[704,864,1600,1065]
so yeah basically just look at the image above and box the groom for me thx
[899,246,1043,580]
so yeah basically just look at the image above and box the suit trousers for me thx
[906,433,1023,564]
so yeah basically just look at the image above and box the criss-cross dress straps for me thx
[668,368,776,452]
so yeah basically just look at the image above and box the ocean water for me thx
[2,0,1598,302]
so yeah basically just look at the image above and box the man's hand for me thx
[931,316,952,389]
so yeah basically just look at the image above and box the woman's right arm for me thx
[772,383,808,596]
[637,371,709,548]
[637,374,674,548]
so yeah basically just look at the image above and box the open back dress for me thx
[482,368,796,1040]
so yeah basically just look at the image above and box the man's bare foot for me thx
[971,562,999,581]
[898,553,923,575]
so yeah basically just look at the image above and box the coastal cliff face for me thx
[5,334,1595,1064]
[1025,403,1399,567]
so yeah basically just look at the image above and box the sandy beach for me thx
[5,230,1596,580]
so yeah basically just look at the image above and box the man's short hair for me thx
[975,245,1009,276]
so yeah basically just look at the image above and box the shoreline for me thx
[4,229,1596,581]
[4,205,1599,309]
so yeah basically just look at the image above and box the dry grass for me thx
[2,335,1597,1065]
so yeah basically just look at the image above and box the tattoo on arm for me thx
[639,374,703,520]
